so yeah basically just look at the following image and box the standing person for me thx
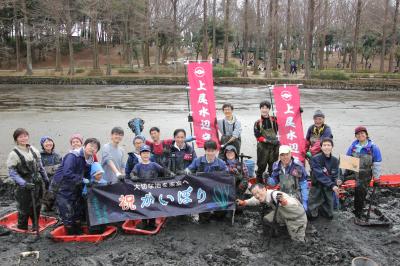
[101,127,125,184]
[223,145,249,197]
[51,138,99,235]
[125,135,146,178]
[6,128,49,230]
[132,145,167,230]
[307,138,341,220]
[345,126,382,219]
[168,129,197,175]
[267,145,309,211]
[217,103,242,159]
[39,136,62,212]
[305,110,333,158]
[237,184,307,243]
[254,100,279,183]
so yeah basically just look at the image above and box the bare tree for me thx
[389,0,400,72]
[305,0,315,79]
[351,0,362,73]
[284,0,292,74]
[21,0,32,75]
[13,0,21,72]
[380,0,389,72]
[242,0,249,77]
[201,0,208,60]
[212,0,217,62]
[223,0,230,67]
[271,0,278,70]
[253,0,261,74]
[264,0,273,78]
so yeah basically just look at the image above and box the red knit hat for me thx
[354,126,368,135]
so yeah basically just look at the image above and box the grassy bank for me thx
[0,75,399,90]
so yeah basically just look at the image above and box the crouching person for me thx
[51,138,99,235]
[237,183,307,243]
[7,128,49,230]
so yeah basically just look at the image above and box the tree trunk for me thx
[202,0,208,60]
[389,0,400,72]
[242,0,249,77]
[143,0,150,67]
[351,0,362,73]
[319,0,328,70]
[264,0,273,78]
[172,0,178,73]
[22,0,32,75]
[271,0,279,71]
[106,24,112,76]
[223,0,230,67]
[212,0,217,63]
[66,0,75,75]
[13,0,21,72]
[55,24,62,72]
[91,16,100,70]
[253,0,261,74]
[380,0,389,72]
[305,0,315,79]
[284,0,292,74]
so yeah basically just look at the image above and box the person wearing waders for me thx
[131,145,168,230]
[254,101,279,183]
[344,126,382,219]
[223,145,249,198]
[217,103,242,159]
[39,136,62,212]
[168,129,197,175]
[305,110,333,158]
[307,138,341,220]
[237,183,307,242]
[51,138,99,235]
[267,145,309,211]
[185,140,228,223]
[6,128,49,230]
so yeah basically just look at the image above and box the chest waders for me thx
[13,148,43,230]
[354,154,373,218]
[279,170,301,203]
[256,119,279,181]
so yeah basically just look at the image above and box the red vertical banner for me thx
[273,85,306,162]
[187,62,219,148]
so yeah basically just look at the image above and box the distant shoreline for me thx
[0,75,399,90]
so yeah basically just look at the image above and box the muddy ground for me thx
[0,85,399,265]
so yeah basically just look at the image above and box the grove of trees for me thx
[0,0,400,78]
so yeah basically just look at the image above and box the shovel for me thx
[30,189,40,238]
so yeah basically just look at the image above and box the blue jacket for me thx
[187,156,228,173]
[51,148,91,197]
[125,152,155,178]
[268,159,309,210]
[306,124,333,141]
[310,153,339,188]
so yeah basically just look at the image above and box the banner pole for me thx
[268,85,277,134]
[184,61,195,148]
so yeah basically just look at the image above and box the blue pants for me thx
[56,190,84,226]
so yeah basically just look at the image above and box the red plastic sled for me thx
[0,211,57,234]
[377,175,400,188]
[51,225,117,243]
[122,217,167,235]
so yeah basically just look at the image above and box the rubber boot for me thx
[65,226,75,235]
[17,213,29,230]
[136,219,149,230]
[73,223,83,235]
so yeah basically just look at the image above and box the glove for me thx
[184,168,191,175]
[306,151,312,159]
[24,182,35,190]
[118,174,126,182]
[82,178,90,184]
[220,144,225,149]
[236,199,246,206]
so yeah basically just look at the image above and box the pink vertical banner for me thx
[273,85,306,162]
[187,62,219,148]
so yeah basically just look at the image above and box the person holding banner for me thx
[254,101,279,183]
[217,103,242,159]
[125,135,148,178]
[305,110,333,158]
[267,145,309,211]
[168,129,197,175]
[307,138,340,220]
[51,138,99,235]
[237,183,307,243]
[344,126,382,219]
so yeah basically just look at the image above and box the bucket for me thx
[351,257,378,266]
[244,159,255,177]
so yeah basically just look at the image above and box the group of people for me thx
[6,101,382,242]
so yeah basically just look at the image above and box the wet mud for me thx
[0,84,399,265]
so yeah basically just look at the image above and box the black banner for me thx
[87,172,236,226]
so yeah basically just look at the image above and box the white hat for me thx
[279,145,291,155]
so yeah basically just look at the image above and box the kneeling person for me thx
[237,183,307,242]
